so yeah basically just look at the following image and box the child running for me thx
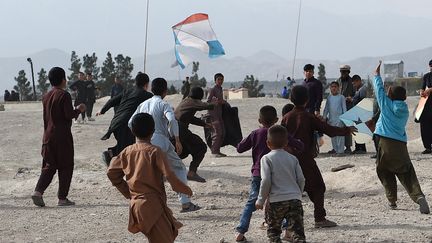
[373,61,430,214]
[323,81,347,155]
[281,85,356,228]
[108,113,193,242]
[235,106,303,242]
[255,125,306,243]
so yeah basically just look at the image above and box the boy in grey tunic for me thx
[256,125,306,243]
[323,81,346,155]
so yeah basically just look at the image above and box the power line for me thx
[292,0,302,80]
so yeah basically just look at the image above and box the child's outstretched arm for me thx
[107,156,131,199]
[373,61,391,109]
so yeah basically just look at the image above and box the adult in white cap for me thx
[336,64,355,154]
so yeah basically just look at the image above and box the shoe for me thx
[327,149,336,154]
[370,154,377,159]
[344,148,352,154]
[389,202,397,210]
[418,197,430,214]
[58,198,75,206]
[187,173,206,183]
[353,150,367,154]
[82,118,87,123]
[180,202,201,213]
[88,117,95,121]
[102,151,112,166]
[421,149,432,154]
[333,153,345,157]
[212,153,227,158]
[31,194,45,207]
[314,219,337,228]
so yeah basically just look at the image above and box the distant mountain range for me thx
[1,47,432,93]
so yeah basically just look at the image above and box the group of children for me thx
[31,62,430,242]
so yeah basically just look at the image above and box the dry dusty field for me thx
[1,95,432,243]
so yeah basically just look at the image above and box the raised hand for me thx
[375,60,382,76]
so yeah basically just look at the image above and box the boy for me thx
[323,81,347,155]
[256,125,306,243]
[282,103,294,117]
[281,85,356,228]
[107,113,193,242]
[129,78,200,212]
[96,72,153,166]
[207,73,227,157]
[235,106,303,242]
[69,71,87,123]
[31,67,86,207]
[373,61,430,214]
[175,87,215,183]
[349,75,368,154]
[85,73,97,121]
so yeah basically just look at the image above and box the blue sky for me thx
[1,0,432,60]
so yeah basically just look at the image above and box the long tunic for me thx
[207,85,224,120]
[174,98,214,128]
[323,94,346,127]
[107,143,184,234]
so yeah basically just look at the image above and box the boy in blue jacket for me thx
[373,61,429,214]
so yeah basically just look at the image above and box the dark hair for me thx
[214,73,224,81]
[290,85,308,106]
[352,75,362,82]
[48,67,66,86]
[390,86,406,101]
[303,64,314,71]
[86,72,92,76]
[151,78,168,95]
[267,125,288,148]
[131,113,155,139]
[330,81,339,87]
[282,103,295,116]
[259,105,277,126]
[190,87,204,100]
[135,72,150,87]
[429,59,432,66]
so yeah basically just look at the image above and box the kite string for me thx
[292,0,302,80]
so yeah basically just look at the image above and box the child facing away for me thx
[255,125,306,243]
[235,106,303,242]
[323,81,347,155]
[281,85,356,228]
[373,61,430,214]
[107,113,193,242]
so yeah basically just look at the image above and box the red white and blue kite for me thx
[172,13,225,69]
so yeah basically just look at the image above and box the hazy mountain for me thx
[1,47,432,93]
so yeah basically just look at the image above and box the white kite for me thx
[339,98,374,144]
[172,13,225,69]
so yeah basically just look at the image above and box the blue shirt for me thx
[373,75,408,142]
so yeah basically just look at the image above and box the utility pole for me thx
[144,0,150,73]
[27,58,36,101]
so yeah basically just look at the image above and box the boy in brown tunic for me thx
[107,113,193,243]
[31,67,86,207]
[281,85,356,228]
[207,73,227,157]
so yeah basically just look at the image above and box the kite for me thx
[172,13,225,69]
[339,98,374,144]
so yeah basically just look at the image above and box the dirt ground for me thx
[0,95,431,242]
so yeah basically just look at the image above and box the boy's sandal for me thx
[236,236,247,242]
[31,195,45,207]
[58,198,75,206]
[180,202,201,213]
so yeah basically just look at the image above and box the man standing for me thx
[85,73,97,121]
[419,60,432,154]
[181,76,191,100]
[96,73,153,166]
[31,67,86,207]
[207,73,227,157]
[337,65,356,153]
[302,64,323,116]
[69,72,87,123]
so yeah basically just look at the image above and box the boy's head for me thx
[303,64,314,79]
[131,113,155,140]
[86,72,92,81]
[214,73,224,86]
[151,78,168,97]
[48,67,67,88]
[190,87,204,100]
[267,125,288,149]
[115,76,121,84]
[330,81,340,95]
[281,103,294,117]
[429,59,432,71]
[135,72,150,90]
[259,105,278,127]
[78,72,85,80]
[388,86,406,101]
[290,85,308,107]
[351,75,362,89]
